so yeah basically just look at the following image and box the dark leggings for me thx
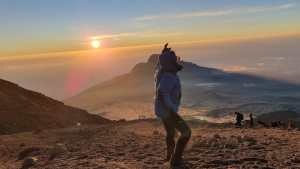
[162,113,191,165]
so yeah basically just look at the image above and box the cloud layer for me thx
[135,3,296,21]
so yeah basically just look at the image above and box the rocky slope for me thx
[207,103,298,117]
[257,111,300,125]
[0,79,110,135]
[0,120,299,169]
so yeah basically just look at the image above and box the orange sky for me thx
[1,1,299,57]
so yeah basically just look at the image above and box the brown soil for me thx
[0,120,299,169]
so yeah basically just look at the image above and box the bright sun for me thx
[91,40,101,48]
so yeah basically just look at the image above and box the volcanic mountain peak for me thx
[65,54,300,120]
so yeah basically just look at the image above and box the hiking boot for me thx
[170,158,187,169]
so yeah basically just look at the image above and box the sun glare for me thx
[91,40,101,48]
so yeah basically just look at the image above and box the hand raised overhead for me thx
[162,43,171,53]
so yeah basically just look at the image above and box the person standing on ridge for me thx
[235,112,244,127]
[249,113,254,128]
[154,43,191,168]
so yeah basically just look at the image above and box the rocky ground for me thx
[0,120,300,169]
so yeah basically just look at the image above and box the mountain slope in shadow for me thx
[0,79,110,135]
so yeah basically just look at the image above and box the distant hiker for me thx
[288,120,296,129]
[154,43,191,167]
[249,113,254,128]
[235,112,244,127]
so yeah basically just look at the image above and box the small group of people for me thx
[234,112,254,128]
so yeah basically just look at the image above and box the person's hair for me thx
[170,51,176,56]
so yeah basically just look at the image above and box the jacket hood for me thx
[158,50,183,73]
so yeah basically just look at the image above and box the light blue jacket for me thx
[154,71,182,118]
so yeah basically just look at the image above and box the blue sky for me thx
[0,0,299,56]
[0,0,300,99]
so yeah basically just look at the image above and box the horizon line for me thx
[1,31,300,60]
